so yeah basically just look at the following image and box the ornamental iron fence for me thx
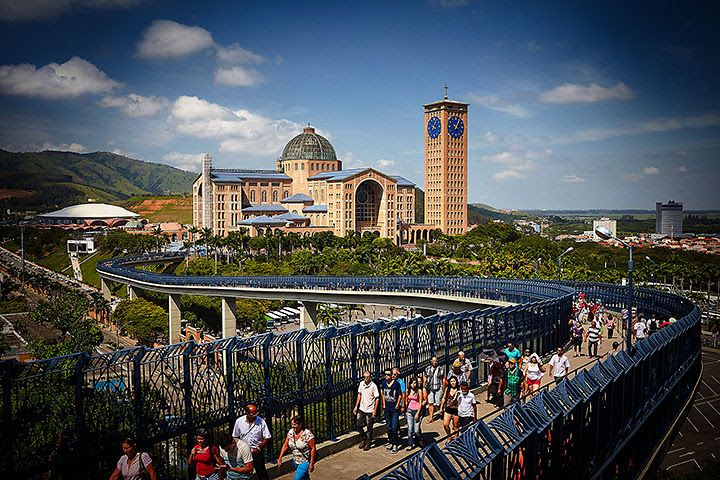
[0,259,701,480]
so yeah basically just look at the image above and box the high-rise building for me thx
[424,90,468,235]
[592,218,617,241]
[656,200,683,237]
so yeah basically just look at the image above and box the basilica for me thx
[193,95,468,243]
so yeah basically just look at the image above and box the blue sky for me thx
[1,0,718,209]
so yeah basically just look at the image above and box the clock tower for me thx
[423,89,468,235]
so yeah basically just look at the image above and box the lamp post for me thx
[595,225,633,350]
[645,255,657,288]
[557,247,574,279]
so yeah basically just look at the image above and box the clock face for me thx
[427,116,441,139]
[448,116,464,138]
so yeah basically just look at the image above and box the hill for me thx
[0,150,198,212]
[123,195,194,224]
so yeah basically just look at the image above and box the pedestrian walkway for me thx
[275,329,625,479]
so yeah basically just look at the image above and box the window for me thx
[272,191,278,202]
[295,163,298,171]
[283,190,289,198]
[301,163,305,170]
[261,191,267,202]
[250,191,256,202]
[310,163,315,171]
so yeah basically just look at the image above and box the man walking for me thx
[424,356,445,423]
[457,351,473,384]
[549,347,570,383]
[457,381,477,430]
[353,370,379,450]
[586,321,601,357]
[232,403,272,480]
[503,358,524,405]
[381,369,403,454]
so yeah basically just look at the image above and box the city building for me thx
[656,200,683,237]
[424,90,468,235]
[192,95,470,242]
[592,218,617,241]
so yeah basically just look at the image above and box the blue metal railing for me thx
[0,255,700,480]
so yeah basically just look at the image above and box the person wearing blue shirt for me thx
[382,370,403,454]
[503,342,522,366]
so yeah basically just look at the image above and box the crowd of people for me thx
[109,402,314,480]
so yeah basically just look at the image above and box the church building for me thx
[193,95,468,243]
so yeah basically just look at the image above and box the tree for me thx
[113,298,168,341]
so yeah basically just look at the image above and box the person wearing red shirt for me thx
[189,429,224,480]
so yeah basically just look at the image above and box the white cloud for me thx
[136,20,214,59]
[480,131,501,145]
[216,43,266,65]
[34,142,89,153]
[162,152,203,172]
[539,82,635,103]
[493,170,524,181]
[561,175,586,183]
[99,93,169,117]
[168,95,306,157]
[468,94,531,118]
[214,66,264,87]
[214,43,266,87]
[677,165,688,173]
[378,159,397,168]
[624,166,661,182]
[0,56,121,99]
[0,0,140,22]
[557,113,720,144]
[482,149,551,182]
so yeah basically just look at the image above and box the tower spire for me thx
[444,84,449,100]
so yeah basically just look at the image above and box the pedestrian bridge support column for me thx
[416,307,437,318]
[221,297,238,338]
[128,285,139,300]
[100,278,112,301]
[168,294,182,343]
[300,301,318,332]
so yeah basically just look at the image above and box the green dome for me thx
[280,126,337,162]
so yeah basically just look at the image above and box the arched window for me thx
[250,190,256,202]
[261,190,267,202]
[272,190,278,202]
[283,190,289,198]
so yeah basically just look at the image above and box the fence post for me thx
[133,346,146,442]
[325,328,336,440]
[262,337,274,457]
[295,333,306,423]
[74,353,87,443]
[412,323,419,377]
[1,361,15,474]
[226,337,236,422]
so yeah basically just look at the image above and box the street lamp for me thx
[645,255,658,287]
[595,225,633,350]
[557,247,574,279]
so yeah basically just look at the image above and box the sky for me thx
[0,0,718,210]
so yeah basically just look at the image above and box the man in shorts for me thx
[423,356,445,423]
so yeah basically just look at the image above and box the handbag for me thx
[137,452,150,480]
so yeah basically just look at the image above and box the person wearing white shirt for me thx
[549,347,570,382]
[353,370,379,450]
[633,319,647,340]
[218,436,254,480]
[456,381,477,430]
[232,404,272,480]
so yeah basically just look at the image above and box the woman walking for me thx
[188,429,223,480]
[524,353,545,396]
[572,321,584,357]
[440,376,461,441]
[605,315,616,339]
[405,377,427,450]
[109,437,158,480]
[277,416,317,480]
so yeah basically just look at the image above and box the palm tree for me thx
[316,305,342,328]
[199,227,213,257]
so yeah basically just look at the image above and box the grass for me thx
[36,247,71,272]
[121,195,193,224]
[80,251,114,288]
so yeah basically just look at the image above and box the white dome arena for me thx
[39,203,139,219]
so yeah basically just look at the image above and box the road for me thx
[658,348,720,477]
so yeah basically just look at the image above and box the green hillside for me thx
[0,150,198,212]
